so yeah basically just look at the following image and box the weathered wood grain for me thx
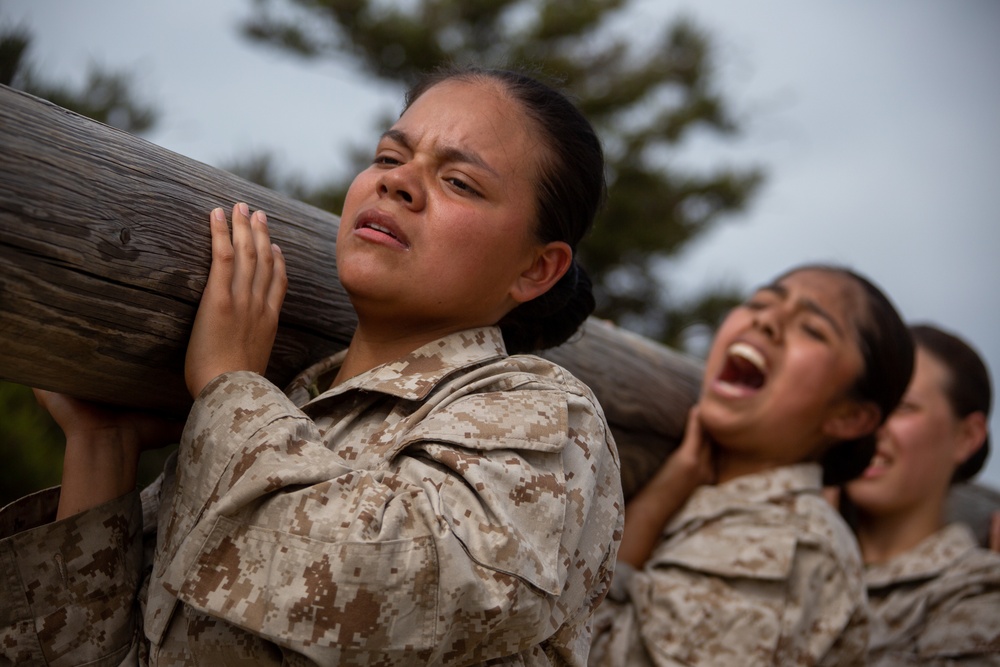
[0,84,357,413]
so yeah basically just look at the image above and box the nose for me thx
[376,162,425,210]
[752,305,783,342]
[875,420,891,442]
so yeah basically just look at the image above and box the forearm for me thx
[617,474,691,567]
[57,427,140,520]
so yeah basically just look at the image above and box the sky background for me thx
[4,0,999,488]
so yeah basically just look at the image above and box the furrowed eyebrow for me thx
[379,129,498,177]
[756,282,788,299]
[755,282,845,336]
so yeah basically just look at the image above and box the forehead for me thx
[912,346,951,396]
[776,268,867,329]
[396,79,544,167]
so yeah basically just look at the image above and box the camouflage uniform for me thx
[866,522,1000,666]
[589,464,869,667]
[0,326,624,666]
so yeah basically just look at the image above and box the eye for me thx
[445,176,481,197]
[801,322,828,341]
[374,153,402,167]
[743,292,775,310]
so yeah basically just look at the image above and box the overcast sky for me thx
[5,0,999,487]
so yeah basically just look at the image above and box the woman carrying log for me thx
[589,264,914,666]
[0,66,623,665]
[841,323,1000,665]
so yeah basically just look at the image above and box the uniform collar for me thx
[288,326,508,406]
[865,523,979,587]
[671,463,823,529]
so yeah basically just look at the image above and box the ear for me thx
[509,241,573,304]
[822,399,882,442]
[954,411,988,466]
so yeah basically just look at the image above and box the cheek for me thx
[898,418,948,463]
[703,314,746,375]
[790,346,859,399]
[339,171,372,222]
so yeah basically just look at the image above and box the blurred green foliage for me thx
[0,382,64,506]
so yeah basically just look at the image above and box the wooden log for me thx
[1,84,996,541]
[0,84,357,414]
[0,83,703,491]
[541,318,703,499]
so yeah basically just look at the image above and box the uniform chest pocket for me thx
[177,517,439,652]
[400,391,571,595]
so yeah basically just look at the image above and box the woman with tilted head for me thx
[590,264,914,667]
[0,66,623,666]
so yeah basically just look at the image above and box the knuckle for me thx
[215,245,236,265]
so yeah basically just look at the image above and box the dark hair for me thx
[910,323,992,483]
[775,264,915,485]
[403,66,606,354]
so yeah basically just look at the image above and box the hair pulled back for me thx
[910,323,992,483]
[775,264,914,485]
[403,66,606,354]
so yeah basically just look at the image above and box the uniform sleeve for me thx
[0,487,143,666]
[622,521,867,667]
[148,371,619,664]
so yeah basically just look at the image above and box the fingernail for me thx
[212,208,225,221]
[258,210,267,225]
[272,243,282,254]
[238,202,249,216]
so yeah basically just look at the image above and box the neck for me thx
[853,499,946,565]
[334,320,481,385]
[715,456,769,484]
[713,449,805,484]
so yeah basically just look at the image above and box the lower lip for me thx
[709,378,761,399]
[860,465,888,480]
[354,226,409,250]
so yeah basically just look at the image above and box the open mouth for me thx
[861,451,892,478]
[716,341,767,392]
[365,221,399,239]
[355,210,410,249]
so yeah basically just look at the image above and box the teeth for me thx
[869,453,890,469]
[368,222,395,237]
[728,342,766,372]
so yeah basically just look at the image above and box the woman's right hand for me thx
[184,203,287,398]
[34,389,184,519]
[660,405,717,493]
[617,406,716,567]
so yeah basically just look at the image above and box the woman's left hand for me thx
[185,203,287,398]
[35,389,184,519]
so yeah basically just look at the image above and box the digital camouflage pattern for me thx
[0,326,624,666]
[588,464,869,667]
[866,522,1000,666]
